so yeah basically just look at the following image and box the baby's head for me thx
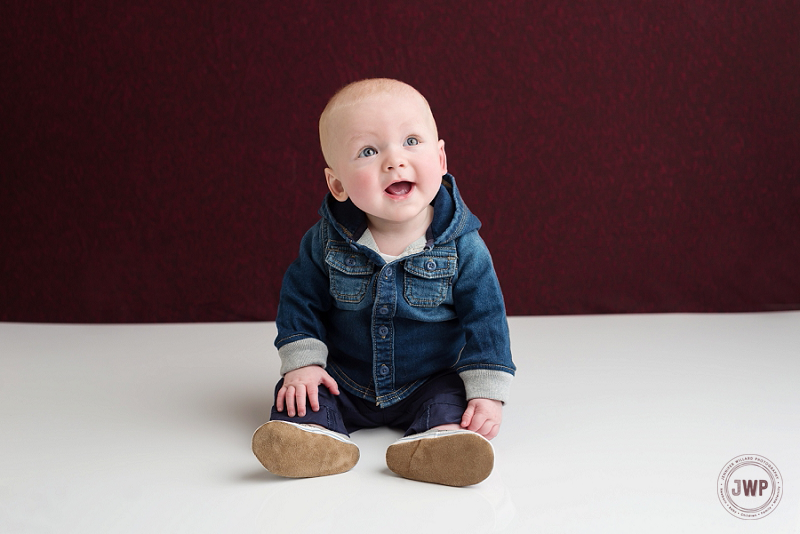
[317,79,447,229]
[319,79,439,168]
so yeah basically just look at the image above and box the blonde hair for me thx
[318,78,438,167]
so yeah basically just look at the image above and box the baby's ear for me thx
[325,169,349,202]
[438,139,447,175]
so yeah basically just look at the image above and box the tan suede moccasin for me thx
[385,429,494,487]
[252,420,360,478]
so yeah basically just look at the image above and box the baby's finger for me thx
[460,404,475,428]
[284,385,297,417]
[294,384,308,417]
[307,383,320,412]
[485,423,500,440]
[477,420,499,440]
[276,387,287,412]
[320,374,340,395]
[466,411,488,433]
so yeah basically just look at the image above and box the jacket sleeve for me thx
[274,220,332,375]
[451,230,516,402]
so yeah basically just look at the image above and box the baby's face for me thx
[323,91,447,230]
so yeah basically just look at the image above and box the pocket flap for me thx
[404,251,457,279]
[325,247,374,276]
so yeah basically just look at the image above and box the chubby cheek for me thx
[347,170,380,194]
[342,171,384,209]
[420,161,446,190]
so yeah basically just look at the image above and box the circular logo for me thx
[718,454,782,519]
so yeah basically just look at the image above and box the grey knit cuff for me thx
[459,369,514,403]
[278,338,328,375]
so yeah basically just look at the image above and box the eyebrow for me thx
[343,132,377,149]
[347,120,429,142]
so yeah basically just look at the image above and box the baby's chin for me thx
[365,202,434,224]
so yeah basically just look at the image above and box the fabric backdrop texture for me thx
[1,0,798,323]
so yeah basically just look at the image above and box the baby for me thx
[253,78,515,487]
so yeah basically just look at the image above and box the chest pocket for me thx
[403,247,457,307]
[325,246,375,307]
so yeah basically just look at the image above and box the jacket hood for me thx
[318,174,481,247]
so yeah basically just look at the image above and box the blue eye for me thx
[404,137,419,146]
[359,147,377,158]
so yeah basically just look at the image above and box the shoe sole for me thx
[386,431,494,487]
[252,421,359,478]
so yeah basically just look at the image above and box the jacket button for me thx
[379,364,390,376]
[345,257,357,267]
[378,325,389,336]
[378,306,389,315]
[425,259,437,271]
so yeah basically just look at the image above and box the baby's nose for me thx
[383,149,406,171]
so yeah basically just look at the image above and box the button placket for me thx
[372,264,396,395]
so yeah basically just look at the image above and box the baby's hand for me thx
[461,398,503,440]
[276,365,340,417]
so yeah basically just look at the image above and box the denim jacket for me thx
[275,175,515,408]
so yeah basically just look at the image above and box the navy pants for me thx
[269,371,467,437]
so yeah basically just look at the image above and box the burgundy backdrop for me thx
[2,1,799,323]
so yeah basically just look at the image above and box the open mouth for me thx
[385,181,413,197]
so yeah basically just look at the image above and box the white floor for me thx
[1,313,799,533]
